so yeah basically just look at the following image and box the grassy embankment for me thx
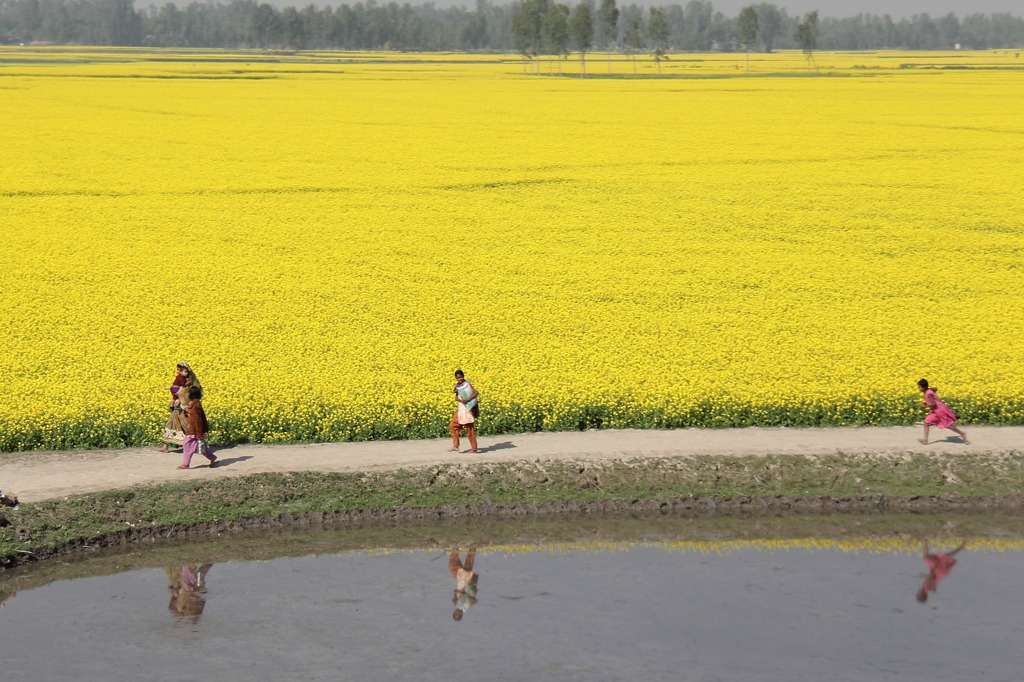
[2,451,1023,567]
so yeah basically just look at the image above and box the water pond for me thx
[1,513,1022,681]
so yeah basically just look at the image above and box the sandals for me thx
[176,464,189,470]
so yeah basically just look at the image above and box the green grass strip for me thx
[2,452,1023,565]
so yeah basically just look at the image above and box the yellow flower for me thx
[1,48,1022,449]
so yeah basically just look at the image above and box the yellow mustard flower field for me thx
[1,48,1022,451]
[358,534,1024,558]
[480,537,1024,558]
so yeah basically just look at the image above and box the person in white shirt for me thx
[448,370,480,453]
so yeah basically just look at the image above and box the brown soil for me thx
[9,492,1024,569]
[5,425,1019,504]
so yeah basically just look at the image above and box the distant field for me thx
[1,47,1022,451]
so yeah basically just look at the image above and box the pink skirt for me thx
[925,402,958,429]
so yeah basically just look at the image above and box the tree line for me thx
[1,0,1021,52]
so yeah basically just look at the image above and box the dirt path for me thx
[2,426,1020,503]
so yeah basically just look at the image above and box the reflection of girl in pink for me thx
[916,379,968,445]
[917,540,965,603]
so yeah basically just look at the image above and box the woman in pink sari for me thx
[917,379,968,444]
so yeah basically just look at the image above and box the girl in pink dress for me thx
[917,379,968,444]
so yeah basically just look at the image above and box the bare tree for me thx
[598,0,619,73]
[738,5,759,72]
[795,10,819,73]
[648,6,669,74]
[512,0,548,73]
[623,11,644,73]
[543,2,570,74]
[569,2,594,76]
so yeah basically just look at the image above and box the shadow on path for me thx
[478,441,515,453]
[926,436,971,445]
[210,455,253,467]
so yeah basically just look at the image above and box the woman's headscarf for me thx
[176,362,203,399]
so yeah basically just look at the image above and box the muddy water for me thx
[1,514,1022,681]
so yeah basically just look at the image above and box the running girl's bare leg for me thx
[949,426,969,443]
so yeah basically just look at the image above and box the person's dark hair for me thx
[188,386,203,400]
[454,370,464,378]
[917,379,929,390]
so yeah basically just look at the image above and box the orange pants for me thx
[449,549,476,577]
[449,414,478,450]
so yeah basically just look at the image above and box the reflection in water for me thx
[166,564,213,623]
[0,520,1022,682]
[449,548,479,621]
[0,590,14,610]
[918,540,966,603]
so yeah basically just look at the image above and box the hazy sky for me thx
[679,0,1019,18]
[705,0,1019,17]
[228,0,1021,21]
